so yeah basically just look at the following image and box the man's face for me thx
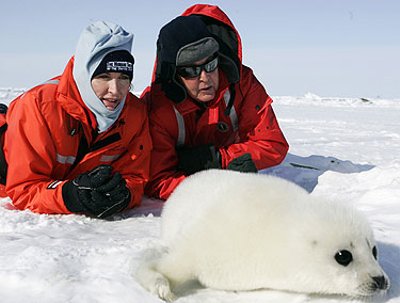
[177,55,219,103]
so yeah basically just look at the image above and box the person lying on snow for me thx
[142,4,289,200]
[2,21,152,218]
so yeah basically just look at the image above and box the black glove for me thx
[176,144,221,175]
[227,153,258,173]
[62,165,131,218]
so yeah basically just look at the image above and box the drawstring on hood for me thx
[73,20,134,133]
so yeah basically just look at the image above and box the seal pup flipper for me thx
[136,247,176,301]
[137,244,197,301]
[137,263,175,301]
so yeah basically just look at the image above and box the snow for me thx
[0,90,399,303]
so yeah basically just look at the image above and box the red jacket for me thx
[143,4,289,200]
[4,57,152,214]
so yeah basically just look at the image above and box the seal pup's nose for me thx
[372,275,389,290]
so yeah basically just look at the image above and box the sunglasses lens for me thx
[177,56,219,79]
[177,66,201,78]
[204,57,218,73]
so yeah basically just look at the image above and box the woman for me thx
[3,21,152,218]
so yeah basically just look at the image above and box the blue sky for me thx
[1,0,399,98]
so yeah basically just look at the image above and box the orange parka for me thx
[4,57,152,214]
[143,4,289,200]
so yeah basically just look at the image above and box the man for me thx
[3,21,152,218]
[143,4,289,200]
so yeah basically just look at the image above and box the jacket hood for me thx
[182,4,242,68]
[154,4,242,103]
[73,20,134,133]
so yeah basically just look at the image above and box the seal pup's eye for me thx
[335,250,353,266]
[372,246,378,260]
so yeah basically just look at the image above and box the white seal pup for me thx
[137,169,390,301]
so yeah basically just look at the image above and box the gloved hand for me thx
[62,165,131,218]
[176,144,221,175]
[227,153,258,173]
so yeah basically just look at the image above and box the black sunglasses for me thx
[176,56,219,79]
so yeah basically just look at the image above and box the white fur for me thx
[137,169,390,301]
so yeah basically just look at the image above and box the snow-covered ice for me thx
[0,90,399,303]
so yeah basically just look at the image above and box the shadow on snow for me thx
[261,153,374,193]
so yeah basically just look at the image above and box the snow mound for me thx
[0,87,25,105]
[275,93,400,108]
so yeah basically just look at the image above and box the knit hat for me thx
[176,37,219,66]
[92,50,134,80]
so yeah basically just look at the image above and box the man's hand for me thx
[176,144,221,175]
[227,153,258,173]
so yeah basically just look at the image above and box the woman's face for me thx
[91,72,131,111]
